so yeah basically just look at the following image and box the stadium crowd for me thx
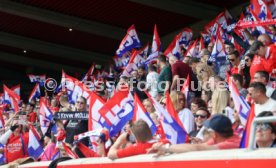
[0,0,276,167]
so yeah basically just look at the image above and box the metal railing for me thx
[248,116,276,150]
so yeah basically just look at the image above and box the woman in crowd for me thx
[238,53,254,87]
[170,91,194,134]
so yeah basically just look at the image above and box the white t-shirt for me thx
[178,108,195,134]
[146,71,159,98]
[255,98,276,116]
[266,86,275,98]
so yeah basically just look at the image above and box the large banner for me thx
[53,112,88,120]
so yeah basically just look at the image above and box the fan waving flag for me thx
[146,24,162,64]
[39,98,54,135]
[116,25,141,57]
[121,43,148,77]
[3,85,20,112]
[28,127,44,160]
[229,78,251,126]
[28,74,46,86]
[145,92,187,144]
[98,90,134,137]
[28,83,41,103]
[133,94,157,135]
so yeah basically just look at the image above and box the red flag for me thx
[240,105,255,148]
[88,92,105,131]
[3,85,20,112]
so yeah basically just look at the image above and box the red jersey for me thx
[116,142,153,158]
[264,44,276,73]
[206,134,241,149]
[250,55,266,81]
[28,111,37,123]
[5,133,29,163]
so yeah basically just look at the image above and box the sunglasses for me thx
[194,114,207,119]
[256,123,271,131]
[228,58,235,62]
[244,58,250,62]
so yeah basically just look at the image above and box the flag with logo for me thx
[145,92,187,144]
[133,94,157,135]
[39,98,54,135]
[178,28,193,48]
[240,105,255,148]
[98,90,134,137]
[116,25,141,57]
[229,78,251,126]
[28,127,44,160]
[88,92,106,131]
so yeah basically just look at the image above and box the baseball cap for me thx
[203,114,233,134]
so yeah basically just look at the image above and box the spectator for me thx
[250,40,276,74]
[199,49,210,63]
[211,86,230,115]
[226,50,241,81]
[189,107,210,138]
[196,63,215,91]
[142,98,155,114]
[190,98,207,114]
[146,64,159,98]
[201,89,212,104]
[255,111,276,148]
[65,96,88,146]
[107,119,154,159]
[188,57,202,98]
[207,42,214,53]
[247,82,276,116]
[170,91,194,133]
[169,55,192,91]
[253,71,276,100]
[26,103,37,124]
[224,41,235,55]
[149,114,241,156]
[157,55,172,97]
[231,74,248,98]
[183,55,191,64]
[0,122,29,163]
[238,53,254,87]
